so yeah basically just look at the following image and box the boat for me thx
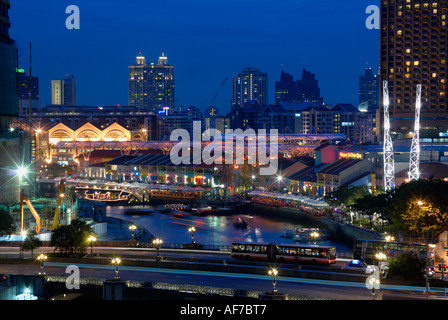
[169,210,186,218]
[188,206,214,215]
[293,228,330,242]
[124,208,154,215]
[156,204,188,213]
[233,217,248,229]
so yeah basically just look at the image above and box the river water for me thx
[106,205,353,253]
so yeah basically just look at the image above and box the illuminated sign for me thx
[339,152,363,160]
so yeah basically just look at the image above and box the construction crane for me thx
[209,77,228,107]
[20,190,41,234]
[19,179,66,234]
[52,179,66,230]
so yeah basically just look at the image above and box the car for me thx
[341,259,369,271]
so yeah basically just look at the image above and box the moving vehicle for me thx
[341,259,368,271]
[353,239,435,265]
[231,242,337,264]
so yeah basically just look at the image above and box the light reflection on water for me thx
[106,205,352,252]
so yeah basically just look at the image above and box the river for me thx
[106,204,353,253]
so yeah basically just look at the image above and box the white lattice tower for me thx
[383,80,395,191]
[408,84,422,182]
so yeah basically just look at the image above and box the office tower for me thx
[380,0,448,140]
[18,69,40,117]
[359,67,379,110]
[0,0,18,129]
[275,70,298,104]
[63,75,76,105]
[296,69,323,104]
[232,67,268,107]
[128,53,175,112]
[51,75,76,105]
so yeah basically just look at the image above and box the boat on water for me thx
[169,210,187,218]
[293,227,330,242]
[233,217,248,229]
[188,206,214,215]
[281,229,294,238]
[123,208,154,216]
[156,204,188,213]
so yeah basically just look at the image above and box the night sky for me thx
[10,0,380,114]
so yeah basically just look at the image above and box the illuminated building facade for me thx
[51,75,76,105]
[128,53,175,113]
[232,67,268,108]
[380,0,448,140]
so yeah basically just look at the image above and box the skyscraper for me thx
[380,0,448,140]
[0,0,18,129]
[128,53,175,112]
[275,70,298,104]
[296,69,323,104]
[51,75,76,105]
[232,67,268,107]
[359,67,379,110]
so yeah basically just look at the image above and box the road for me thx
[0,246,447,300]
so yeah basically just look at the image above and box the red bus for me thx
[231,242,337,264]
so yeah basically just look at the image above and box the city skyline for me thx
[9,0,379,113]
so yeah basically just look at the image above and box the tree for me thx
[351,193,389,226]
[385,179,448,236]
[0,206,15,237]
[387,250,426,280]
[21,232,42,258]
[50,219,94,255]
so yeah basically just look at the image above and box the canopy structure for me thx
[54,133,347,158]
[249,190,330,208]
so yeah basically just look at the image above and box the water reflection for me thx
[106,205,352,252]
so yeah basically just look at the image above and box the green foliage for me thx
[385,178,448,235]
[0,206,15,236]
[50,219,94,255]
[21,232,42,257]
[387,251,426,280]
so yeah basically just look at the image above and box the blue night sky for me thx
[10,0,380,114]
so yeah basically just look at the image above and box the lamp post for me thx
[88,235,96,254]
[111,257,121,280]
[129,224,137,241]
[268,268,278,294]
[276,175,283,193]
[188,226,196,244]
[310,231,320,245]
[152,238,163,260]
[37,253,47,275]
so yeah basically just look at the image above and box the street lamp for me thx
[310,231,320,245]
[37,254,48,275]
[268,268,278,294]
[152,238,163,260]
[88,235,96,254]
[276,175,283,192]
[129,224,137,241]
[188,226,196,244]
[111,257,121,280]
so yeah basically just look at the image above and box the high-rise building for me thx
[51,75,76,105]
[380,0,448,140]
[232,67,268,108]
[128,53,175,112]
[296,69,323,104]
[0,0,18,129]
[275,70,298,104]
[359,67,379,110]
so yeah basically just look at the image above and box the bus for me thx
[353,239,435,265]
[230,242,337,264]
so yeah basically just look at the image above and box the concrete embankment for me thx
[246,203,383,245]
